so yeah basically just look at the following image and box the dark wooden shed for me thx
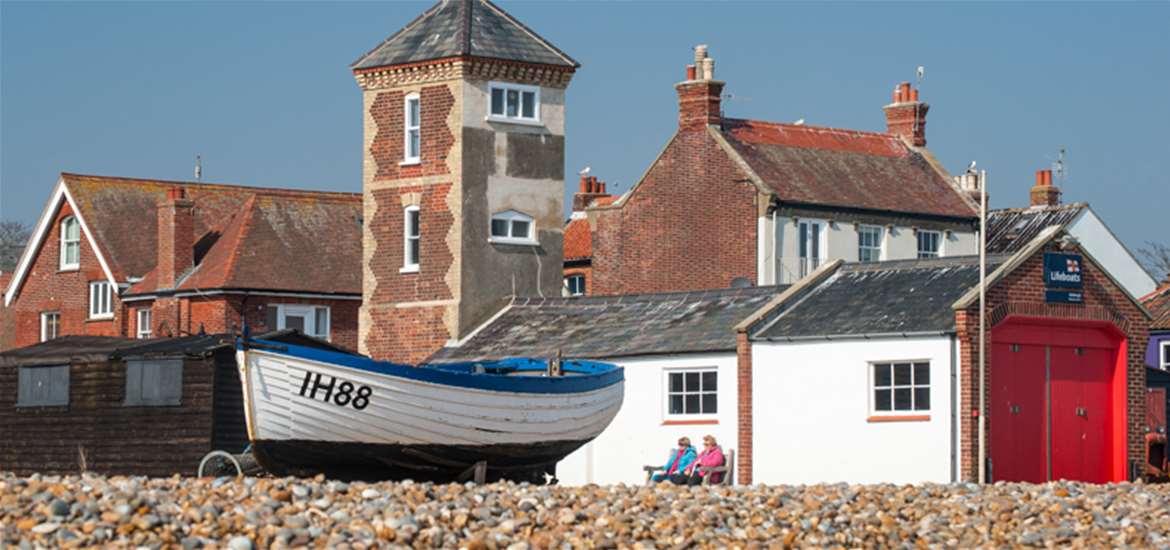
[0,330,345,476]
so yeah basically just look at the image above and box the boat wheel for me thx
[198,450,243,478]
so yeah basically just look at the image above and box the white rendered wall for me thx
[1068,209,1157,298]
[752,336,957,484]
[557,353,738,486]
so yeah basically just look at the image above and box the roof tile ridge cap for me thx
[460,0,473,55]
[477,0,579,67]
[249,189,363,202]
[217,195,261,290]
[725,117,898,139]
[350,0,447,68]
[61,172,361,197]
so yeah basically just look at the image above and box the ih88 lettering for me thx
[298,370,372,410]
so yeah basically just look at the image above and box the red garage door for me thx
[990,318,1127,483]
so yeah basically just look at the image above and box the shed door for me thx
[1050,346,1112,483]
[991,342,1046,483]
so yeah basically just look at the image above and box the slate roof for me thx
[429,286,787,362]
[986,203,1087,254]
[563,217,591,261]
[58,174,362,296]
[352,0,577,71]
[720,119,977,220]
[1144,285,1170,331]
[752,256,1006,340]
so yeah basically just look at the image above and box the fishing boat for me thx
[235,338,624,482]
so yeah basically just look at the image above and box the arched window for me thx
[60,216,81,270]
[489,210,536,245]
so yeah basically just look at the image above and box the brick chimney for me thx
[883,82,929,146]
[1030,169,1061,207]
[675,44,724,131]
[157,187,194,289]
[572,175,612,211]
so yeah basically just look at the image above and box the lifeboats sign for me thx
[1044,252,1083,304]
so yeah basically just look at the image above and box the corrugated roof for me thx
[753,256,1006,340]
[59,174,363,297]
[563,217,591,261]
[352,0,577,70]
[986,203,1087,254]
[430,286,787,361]
[720,119,977,220]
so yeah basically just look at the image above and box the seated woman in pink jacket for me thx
[671,434,725,486]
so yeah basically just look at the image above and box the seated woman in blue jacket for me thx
[651,437,697,482]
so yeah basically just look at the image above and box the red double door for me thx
[990,321,1122,483]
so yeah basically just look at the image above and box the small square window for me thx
[487,82,540,123]
[871,361,930,414]
[564,274,586,296]
[89,281,113,319]
[917,230,941,259]
[488,211,536,245]
[665,368,718,418]
[40,312,60,342]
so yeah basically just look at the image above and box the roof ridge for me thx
[723,117,899,141]
[204,195,259,291]
[840,254,1010,273]
[61,172,360,200]
[513,285,787,307]
[989,202,1089,215]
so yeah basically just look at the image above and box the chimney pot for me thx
[1030,169,1061,207]
[883,82,928,146]
[910,88,919,102]
[686,64,696,81]
[701,58,715,81]
[695,44,709,66]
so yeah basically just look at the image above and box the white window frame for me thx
[917,230,941,259]
[869,360,931,416]
[136,308,152,339]
[402,205,421,273]
[403,92,421,165]
[488,210,537,246]
[858,225,884,263]
[88,281,113,320]
[487,81,541,125]
[564,274,586,296]
[1161,341,1170,371]
[663,367,719,421]
[40,312,60,342]
[798,219,825,278]
[59,216,81,271]
[272,304,331,341]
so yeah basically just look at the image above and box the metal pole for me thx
[978,169,988,483]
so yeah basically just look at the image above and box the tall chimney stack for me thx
[157,187,194,289]
[1030,169,1061,207]
[572,174,613,211]
[883,81,929,146]
[675,44,724,130]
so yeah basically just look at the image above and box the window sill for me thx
[662,419,719,426]
[399,265,420,274]
[484,116,544,127]
[867,414,930,423]
[399,159,421,166]
[87,315,114,322]
[488,237,539,247]
[58,266,80,273]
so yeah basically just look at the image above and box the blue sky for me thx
[2,1,1167,253]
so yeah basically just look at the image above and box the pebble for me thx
[1,473,1169,548]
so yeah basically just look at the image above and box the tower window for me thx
[403,93,421,164]
[488,82,540,123]
[402,205,420,272]
[489,210,537,245]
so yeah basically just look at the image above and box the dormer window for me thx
[489,210,537,245]
[60,216,80,270]
[403,93,421,164]
[488,82,539,124]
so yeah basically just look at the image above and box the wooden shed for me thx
[0,330,344,476]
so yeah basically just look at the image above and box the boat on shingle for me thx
[236,338,624,482]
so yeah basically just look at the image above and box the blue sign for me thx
[1044,253,1083,289]
[1046,290,1084,304]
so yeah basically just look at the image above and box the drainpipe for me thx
[978,169,988,484]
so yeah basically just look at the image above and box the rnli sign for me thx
[1044,253,1083,289]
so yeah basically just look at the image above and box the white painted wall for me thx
[557,353,738,486]
[771,216,977,284]
[1068,208,1157,298]
[752,336,958,484]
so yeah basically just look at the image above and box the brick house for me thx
[352,0,578,363]
[590,46,981,296]
[2,174,362,351]
[562,175,614,297]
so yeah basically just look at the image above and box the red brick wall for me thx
[735,331,753,484]
[592,129,759,295]
[957,243,1149,481]
[10,202,123,348]
[370,86,455,181]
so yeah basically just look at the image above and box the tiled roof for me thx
[352,0,578,71]
[753,256,1006,340]
[60,174,362,296]
[986,203,1087,254]
[429,286,787,362]
[563,217,591,261]
[1144,285,1170,331]
[720,119,977,220]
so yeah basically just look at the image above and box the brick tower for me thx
[352,0,578,362]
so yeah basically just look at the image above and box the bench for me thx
[642,448,734,486]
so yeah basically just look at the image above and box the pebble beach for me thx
[2,473,1169,549]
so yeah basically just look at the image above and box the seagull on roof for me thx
[966,160,977,174]
[578,166,591,176]
[794,118,805,126]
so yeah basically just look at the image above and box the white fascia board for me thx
[4,178,120,306]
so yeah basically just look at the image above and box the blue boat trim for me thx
[238,339,624,395]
